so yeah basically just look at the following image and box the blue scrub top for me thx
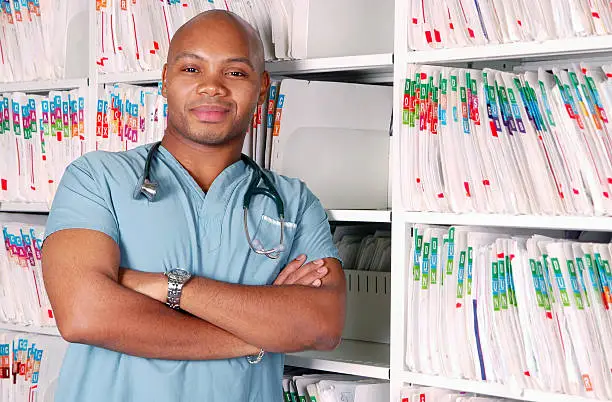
[44,143,340,402]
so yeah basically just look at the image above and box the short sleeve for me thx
[44,158,119,244]
[287,189,341,265]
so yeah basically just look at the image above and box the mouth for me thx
[190,104,231,123]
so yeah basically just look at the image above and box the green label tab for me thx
[537,260,552,310]
[567,260,584,310]
[529,259,544,308]
[431,237,439,285]
[446,227,455,275]
[576,258,591,307]
[492,262,500,311]
[451,75,458,91]
[499,258,508,310]
[467,247,473,296]
[413,234,423,281]
[422,242,431,290]
[552,258,570,307]
[457,251,466,299]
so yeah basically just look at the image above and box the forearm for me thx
[58,272,259,360]
[181,278,345,353]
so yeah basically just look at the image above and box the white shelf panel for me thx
[398,211,612,232]
[0,322,60,337]
[0,78,88,92]
[286,339,389,380]
[0,202,50,213]
[266,53,394,75]
[98,70,163,85]
[405,35,612,64]
[326,209,391,223]
[398,371,609,402]
[96,54,394,85]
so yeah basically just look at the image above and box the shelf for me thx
[0,322,61,337]
[0,202,50,213]
[98,70,163,85]
[405,35,612,65]
[0,78,88,92]
[285,339,389,380]
[398,371,609,402]
[326,209,391,223]
[398,211,612,232]
[96,53,394,85]
[266,53,393,75]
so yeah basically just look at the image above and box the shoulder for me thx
[264,169,322,223]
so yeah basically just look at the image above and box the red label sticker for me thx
[583,374,594,392]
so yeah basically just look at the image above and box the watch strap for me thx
[166,280,184,310]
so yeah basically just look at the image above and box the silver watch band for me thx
[165,269,192,310]
[166,280,184,310]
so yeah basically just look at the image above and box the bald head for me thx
[161,9,270,151]
[168,10,265,73]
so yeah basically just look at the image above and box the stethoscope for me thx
[134,141,286,259]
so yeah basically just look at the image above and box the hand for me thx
[118,268,167,304]
[273,255,329,288]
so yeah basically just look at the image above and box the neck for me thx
[160,130,243,192]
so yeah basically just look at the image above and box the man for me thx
[41,10,345,402]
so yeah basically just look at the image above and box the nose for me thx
[195,72,228,98]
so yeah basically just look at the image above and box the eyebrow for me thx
[226,57,256,71]
[173,51,205,62]
[173,52,256,70]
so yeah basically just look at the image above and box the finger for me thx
[273,254,306,285]
[285,259,327,285]
[292,265,328,286]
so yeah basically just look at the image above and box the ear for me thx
[258,72,271,105]
[161,64,168,98]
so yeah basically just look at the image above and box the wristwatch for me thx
[164,268,192,310]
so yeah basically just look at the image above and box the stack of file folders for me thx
[400,64,612,216]
[407,224,612,399]
[0,331,67,402]
[95,84,167,153]
[400,385,514,401]
[96,0,328,73]
[0,0,87,82]
[0,221,55,329]
[0,89,89,206]
[333,225,391,272]
[409,0,612,51]
[283,373,389,402]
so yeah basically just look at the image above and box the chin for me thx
[184,130,241,147]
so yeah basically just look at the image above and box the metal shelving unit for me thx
[0,78,88,92]
[0,322,61,337]
[389,0,612,400]
[286,340,390,380]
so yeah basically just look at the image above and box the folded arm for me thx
[182,256,345,353]
[42,229,260,361]
[123,255,346,354]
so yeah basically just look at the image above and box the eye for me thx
[183,67,199,73]
[227,71,248,78]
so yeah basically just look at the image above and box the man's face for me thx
[162,19,268,146]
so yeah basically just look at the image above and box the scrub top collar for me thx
[156,143,249,217]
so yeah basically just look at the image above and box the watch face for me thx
[168,269,191,283]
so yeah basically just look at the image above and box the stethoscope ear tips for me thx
[139,179,158,202]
